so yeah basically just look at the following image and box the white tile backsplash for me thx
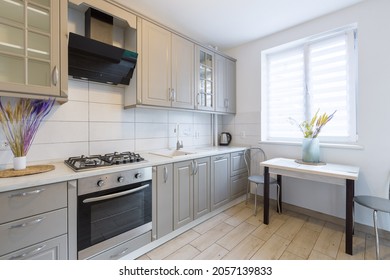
[0,82,212,165]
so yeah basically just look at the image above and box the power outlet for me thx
[240,131,246,138]
[0,141,9,151]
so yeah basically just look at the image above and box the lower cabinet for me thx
[210,153,231,211]
[173,157,210,230]
[230,151,248,199]
[0,182,68,260]
[153,164,174,239]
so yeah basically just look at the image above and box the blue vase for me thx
[302,138,320,163]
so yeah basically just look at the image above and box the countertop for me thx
[0,146,246,193]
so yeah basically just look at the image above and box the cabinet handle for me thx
[163,166,168,183]
[9,217,45,229]
[195,160,199,175]
[215,156,224,161]
[196,93,200,105]
[110,247,129,259]
[8,245,46,260]
[8,188,45,198]
[172,88,176,101]
[52,66,59,86]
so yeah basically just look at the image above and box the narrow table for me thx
[260,158,360,255]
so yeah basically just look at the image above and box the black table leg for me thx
[277,175,282,213]
[264,166,270,224]
[346,179,354,255]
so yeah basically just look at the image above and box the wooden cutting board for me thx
[0,165,55,178]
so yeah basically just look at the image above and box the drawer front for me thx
[231,173,248,199]
[88,231,151,260]
[0,234,68,260]
[0,182,67,224]
[0,208,67,256]
[231,151,247,176]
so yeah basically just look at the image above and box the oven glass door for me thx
[77,180,152,251]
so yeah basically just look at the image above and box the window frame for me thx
[261,24,358,144]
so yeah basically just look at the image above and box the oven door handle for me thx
[82,184,150,204]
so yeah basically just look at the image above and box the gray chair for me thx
[354,173,390,259]
[244,147,281,215]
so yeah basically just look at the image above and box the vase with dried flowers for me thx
[289,109,336,163]
[0,98,55,170]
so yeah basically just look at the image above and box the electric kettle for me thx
[220,132,232,145]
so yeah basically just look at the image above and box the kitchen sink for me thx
[150,149,197,158]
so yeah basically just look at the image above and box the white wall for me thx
[224,0,390,229]
[0,79,212,166]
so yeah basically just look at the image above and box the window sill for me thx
[259,140,364,150]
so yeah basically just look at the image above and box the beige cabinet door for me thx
[155,164,174,239]
[0,0,65,98]
[211,153,231,210]
[215,54,236,113]
[173,160,194,229]
[193,157,210,219]
[140,19,172,107]
[171,34,195,109]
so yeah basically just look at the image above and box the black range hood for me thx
[68,8,138,85]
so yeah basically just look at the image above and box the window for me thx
[261,25,357,143]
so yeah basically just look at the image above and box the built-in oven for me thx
[76,167,152,259]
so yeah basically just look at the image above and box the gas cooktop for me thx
[64,152,145,171]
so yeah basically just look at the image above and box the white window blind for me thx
[262,26,357,143]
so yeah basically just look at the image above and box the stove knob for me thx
[134,172,143,179]
[117,176,124,183]
[97,179,105,187]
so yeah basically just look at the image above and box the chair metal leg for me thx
[254,184,258,216]
[373,210,380,259]
[246,181,250,205]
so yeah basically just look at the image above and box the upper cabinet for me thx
[195,46,214,112]
[215,54,236,113]
[138,19,194,109]
[0,0,68,101]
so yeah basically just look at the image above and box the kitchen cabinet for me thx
[210,153,231,210]
[153,164,174,239]
[215,54,236,113]
[230,151,248,199]
[173,157,210,229]
[195,45,215,111]
[0,0,68,101]
[139,19,194,109]
[0,182,68,260]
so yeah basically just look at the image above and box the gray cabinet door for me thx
[193,157,210,219]
[173,160,194,229]
[211,154,231,210]
[155,164,174,239]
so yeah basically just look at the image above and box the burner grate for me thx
[64,152,145,171]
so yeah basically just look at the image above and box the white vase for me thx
[302,138,320,163]
[13,156,27,170]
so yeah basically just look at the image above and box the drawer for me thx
[0,182,67,224]
[88,231,151,260]
[231,173,248,199]
[231,151,247,176]
[0,234,68,260]
[0,208,67,256]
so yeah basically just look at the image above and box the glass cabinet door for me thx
[0,0,60,96]
[196,46,214,111]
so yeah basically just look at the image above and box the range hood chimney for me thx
[68,8,138,85]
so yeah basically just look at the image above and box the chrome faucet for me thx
[175,123,183,150]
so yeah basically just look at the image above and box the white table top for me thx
[261,158,359,184]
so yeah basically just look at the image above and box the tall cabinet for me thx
[139,19,194,109]
[0,0,68,100]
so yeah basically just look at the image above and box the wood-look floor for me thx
[138,198,390,260]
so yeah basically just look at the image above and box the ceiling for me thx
[113,0,364,51]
